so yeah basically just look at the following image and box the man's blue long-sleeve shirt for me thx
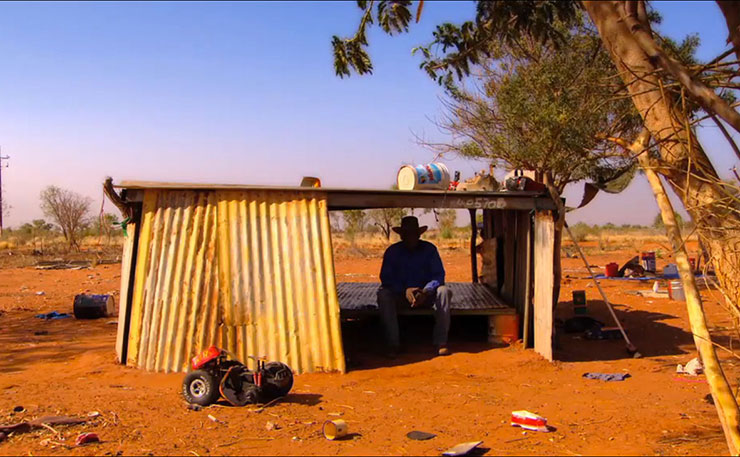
[379,240,446,294]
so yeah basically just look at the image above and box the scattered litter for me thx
[207,414,222,424]
[36,291,45,296]
[87,411,101,419]
[677,357,704,376]
[75,432,100,446]
[34,311,71,320]
[673,376,706,383]
[630,289,668,299]
[265,421,280,431]
[584,326,623,340]
[292,436,301,441]
[563,317,603,334]
[107,320,118,325]
[582,373,631,382]
[406,430,436,441]
[187,404,202,412]
[13,406,24,413]
[442,440,483,456]
[35,260,92,270]
[511,411,549,432]
[323,419,348,440]
[0,416,88,442]
[327,412,344,417]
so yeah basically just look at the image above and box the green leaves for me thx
[378,0,412,35]
[332,0,412,77]
[333,0,377,77]
[435,18,643,193]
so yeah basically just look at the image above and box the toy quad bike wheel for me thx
[182,370,221,406]
[260,361,294,399]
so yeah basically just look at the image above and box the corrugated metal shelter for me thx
[106,180,558,374]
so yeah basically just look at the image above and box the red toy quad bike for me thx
[182,346,294,407]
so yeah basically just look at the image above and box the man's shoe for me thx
[436,346,451,356]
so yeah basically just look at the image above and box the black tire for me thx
[261,362,294,400]
[182,370,221,406]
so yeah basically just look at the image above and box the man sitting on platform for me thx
[377,216,453,358]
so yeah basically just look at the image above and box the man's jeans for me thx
[377,285,452,348]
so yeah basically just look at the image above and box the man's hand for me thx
[405,287,432,308]
[405,287,421,306]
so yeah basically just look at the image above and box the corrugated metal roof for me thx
[114,180,542,196]
[124,189,345,374]
[114,181,557,211]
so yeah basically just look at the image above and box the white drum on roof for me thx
[397,162,450,190]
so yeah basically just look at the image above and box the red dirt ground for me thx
[0,241,735,456]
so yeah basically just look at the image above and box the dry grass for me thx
[0,235,125,269]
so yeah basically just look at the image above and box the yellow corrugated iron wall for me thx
[125,189,345,374]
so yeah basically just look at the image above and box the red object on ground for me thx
[191,346,222,370]
[75,433,100,446]
[605,262,619,277]
[511,411,549,432]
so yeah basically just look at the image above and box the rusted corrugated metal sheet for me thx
[124,189,345,374]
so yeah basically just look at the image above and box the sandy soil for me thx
[0,240,734,456]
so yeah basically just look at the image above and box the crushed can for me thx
[511,410,549,432]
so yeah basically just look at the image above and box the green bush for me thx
[567,222,593,242]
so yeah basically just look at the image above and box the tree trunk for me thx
[543,174,564,308]
[584,0,740,312]
[717,1,740,62]
[638,145,740,455]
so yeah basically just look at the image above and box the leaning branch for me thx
[621,3,740,135]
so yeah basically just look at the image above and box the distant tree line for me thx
[2,185,121,250]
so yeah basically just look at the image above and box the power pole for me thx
[0,150,8,238]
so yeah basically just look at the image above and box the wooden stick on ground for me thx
[562,222,638,355]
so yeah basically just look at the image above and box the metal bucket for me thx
[397,163,450,190]
[73,294,115,319]
[668,281,685,301]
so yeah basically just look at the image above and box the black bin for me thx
[73,294,115,319]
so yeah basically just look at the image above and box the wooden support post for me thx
[533,211,555,361]
[522,212,533,348]
[514,211,530,315]
[502,211,516,303]
[469,209,478,283]
[115,220,138,364]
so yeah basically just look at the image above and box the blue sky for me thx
[0,1,737,227]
